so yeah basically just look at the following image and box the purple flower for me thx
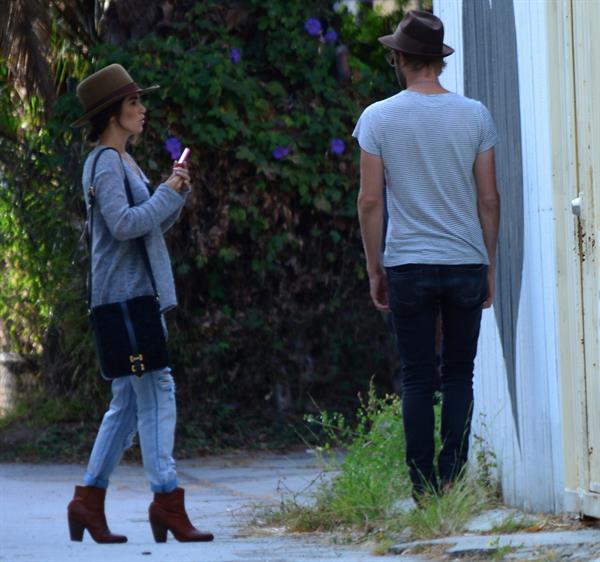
[230,47,241,64]
[272,146,290,160]
[164,136,182,160]
[324,30,338,43]
[304,17,322,36]
[330,138,345,155]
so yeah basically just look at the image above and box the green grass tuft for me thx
[254,382,499,544]
[489,512,538,534]
[403,475,494,538]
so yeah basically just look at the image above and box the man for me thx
[353,10,500,499]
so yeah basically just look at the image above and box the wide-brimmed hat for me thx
[378,10,454,58]
[71,64,159,128]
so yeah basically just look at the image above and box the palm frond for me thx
[0,0,54,106]
[50,0,101,54]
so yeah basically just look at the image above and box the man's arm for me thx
[474,148,500,308]
[357,149,389,310]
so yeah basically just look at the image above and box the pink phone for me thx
[176,147,191,165]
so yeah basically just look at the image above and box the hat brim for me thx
[71,85,160,128]
[378,35,454,57]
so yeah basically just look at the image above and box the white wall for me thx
[434,0,564,512]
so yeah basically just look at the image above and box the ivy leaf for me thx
[314,196,332,213]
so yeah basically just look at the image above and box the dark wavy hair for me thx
[87,99,123,143]
[396,50,447,74]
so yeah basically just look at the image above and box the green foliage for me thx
[307,386,410,527]
[488,538,521,561]
[489,513,538,534]
[472,414,500,493]
[402,475,493,539]
[0,390,102,462]
[0,1,404,429]
[257,387,499,541]
[0,64,102,401]
[259,385,410,532]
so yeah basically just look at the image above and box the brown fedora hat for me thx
[71,63,159,128]
[378,10,454,58]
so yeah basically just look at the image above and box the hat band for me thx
[85,82,140,114]
[397,30,442,54]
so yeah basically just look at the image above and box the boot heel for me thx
[150,519,168,543]
[68,514,85,542]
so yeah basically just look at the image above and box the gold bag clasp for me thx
[129,354,145,376]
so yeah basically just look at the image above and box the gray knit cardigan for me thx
[82,145,188,312]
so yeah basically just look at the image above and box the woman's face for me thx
[116,94,146,135]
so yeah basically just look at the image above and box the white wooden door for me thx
[571,0,600,495]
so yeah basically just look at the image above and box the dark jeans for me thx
[386,263,488,495]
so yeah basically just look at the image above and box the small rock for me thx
[465,508,519,532]
[445,546,497,557]
[392,497,416,514]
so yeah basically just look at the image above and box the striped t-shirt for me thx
[353,90,497,267]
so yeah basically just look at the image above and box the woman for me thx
[67,64,213,544]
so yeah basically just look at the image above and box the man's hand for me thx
[482,265,495,309]
[369,268,390,311]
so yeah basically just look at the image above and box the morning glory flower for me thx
[164,136,182,160]
[324,30,338,43]
[230,47,241,64]
[330,138,345,155]
[304,18,322,36]
[272,146,290,160]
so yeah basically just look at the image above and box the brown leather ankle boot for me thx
[67,485,127,543]
[148,487,214,542]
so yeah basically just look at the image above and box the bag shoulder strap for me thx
[86,147,160,310]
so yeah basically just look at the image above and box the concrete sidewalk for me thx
[393,530,600,560]
[0,451,415,562]
[1,451,600,561]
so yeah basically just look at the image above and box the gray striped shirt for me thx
[353,90,497,267]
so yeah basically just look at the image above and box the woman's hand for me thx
[165,162,191,192]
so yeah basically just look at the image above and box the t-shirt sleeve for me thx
[477,103,498,153]
[352,106,382,156]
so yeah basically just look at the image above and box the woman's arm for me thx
[95,151,186,240]
[160,188,190,232]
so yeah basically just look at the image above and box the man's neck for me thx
[405,72,448,94]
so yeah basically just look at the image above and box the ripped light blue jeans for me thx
[83,367,178,493]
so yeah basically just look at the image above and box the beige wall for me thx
[374,0,430,14]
